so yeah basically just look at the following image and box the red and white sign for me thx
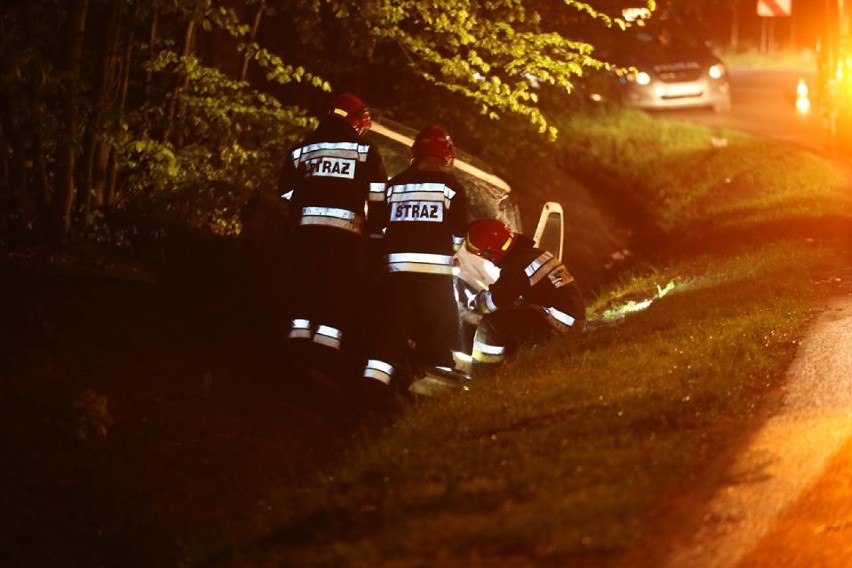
[757,0,792,17]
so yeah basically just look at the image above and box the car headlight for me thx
[634,71,652,85]
[708,64,725,80]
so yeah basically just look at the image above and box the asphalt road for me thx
[659,67,841,156]
[652,68,852,568]
[663,297,852,568]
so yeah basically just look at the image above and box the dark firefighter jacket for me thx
[278,116,387,237]
[473,235,585,328]
[374,165,468,275]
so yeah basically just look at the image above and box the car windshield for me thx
[602,22,713,65]
[622,20,712,56]
[636,29,706,50]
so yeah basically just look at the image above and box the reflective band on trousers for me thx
[288,319,311,339]
[300,207,363,234]
[543,306,576,328]
[472,340,506,364]
[363,359,394,385]
[313,325,342,350]
[386,252,454,275]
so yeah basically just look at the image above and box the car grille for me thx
[657,69,702,82]
[653,61,703,83]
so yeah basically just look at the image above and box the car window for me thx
[605,20,714,60]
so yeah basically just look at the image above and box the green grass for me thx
[554,109,852,239]
[231,109,852,567]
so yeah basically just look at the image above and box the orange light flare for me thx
[796,78,812,115]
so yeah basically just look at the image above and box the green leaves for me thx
[0,0,655,243]
[350,0,653,135]
[121,49,314,236]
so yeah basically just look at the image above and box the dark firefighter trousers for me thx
[287,227,366,379]
[366,272,463,389]
[471,305,585,377]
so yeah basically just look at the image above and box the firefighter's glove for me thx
[466,292,479,313]
[468,290,493,314]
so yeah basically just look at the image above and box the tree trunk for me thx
[0,12,24,205]
[163,19,196,147]
[80,0,122,224]
[0,88,29,219]
[146,9,159,100]
[22,2,50,231]
[730,1,740,51]
[0,122,8,192]
[51,0,89,242]
[240,0,266,82]
[28,68,50,229]
[106,0,139,206]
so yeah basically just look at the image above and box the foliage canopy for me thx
[0,0,654,244]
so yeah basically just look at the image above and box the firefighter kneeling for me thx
[463,219,586,377]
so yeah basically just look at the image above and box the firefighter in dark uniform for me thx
[279,93,388,380]
[463,219,586,377]
[361,125,469,400]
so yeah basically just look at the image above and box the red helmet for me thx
[465,219,515,265]
[412,124,455,165]
[330,93,372,135]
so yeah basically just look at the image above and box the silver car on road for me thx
[602,22,733,113]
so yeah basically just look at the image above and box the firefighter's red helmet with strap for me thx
[465,219,515,265]
[412,124,455,166]
[330,93,372,135]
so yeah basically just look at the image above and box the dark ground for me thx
[4,177,851,568]
[0,238,366,567]
[0,177,633,567]
[3,215,850,567]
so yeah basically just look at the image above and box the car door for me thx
[532,201,564,261]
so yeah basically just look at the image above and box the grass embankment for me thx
[229,110,852,567]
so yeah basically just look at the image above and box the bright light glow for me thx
[600,281,676,322]
[622,7,652,22]
[524,72,541,89]
[795,78,811,115]
[635,72,652,85]
[708,64,725,80]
